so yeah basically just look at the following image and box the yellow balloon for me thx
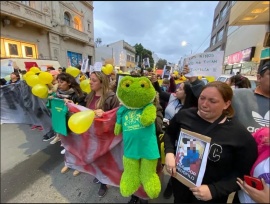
[68,110,95,134]
[26,75,40,87]
[30,67,41,74]
[66,67,80,77]
[4,75,11,81]
[32,84,48,98]
[25,71,35,78]
[102,64,113,75]
[39,71,53,84]
[80,79,91,93]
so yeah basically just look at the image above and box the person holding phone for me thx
[236,127,269,203]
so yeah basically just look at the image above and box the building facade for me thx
[205,1,236,52]
[0,1,95,69]
[224,1,269,74]
[95,40,136,71]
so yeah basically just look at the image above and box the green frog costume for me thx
[114,76,161,199]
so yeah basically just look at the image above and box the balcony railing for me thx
[61,25,89,44]
[0,1,51,29]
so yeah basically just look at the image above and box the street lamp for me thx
[181,41,193,54]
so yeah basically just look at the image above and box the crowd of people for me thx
[1,59,269,203]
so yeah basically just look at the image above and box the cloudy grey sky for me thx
[93,1,218,64]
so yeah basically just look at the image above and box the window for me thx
[127,54,131,61]
[74,18,79,30]
[64,12,71,26]
[9,43,19,56]
[214,16,219,28]
[88,23,90,31]
[219,3,228,22]
[217,27,224,42]
[20,1,30,6]
[1,38,37,58]
[211,35,216,46]
[214,46,221,51]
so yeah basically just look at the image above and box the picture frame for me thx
[164,129,211,188]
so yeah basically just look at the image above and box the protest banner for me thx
[0,83,159,200]
[164,129,211,188]
[183,51,224,79]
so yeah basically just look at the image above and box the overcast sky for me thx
[93,1,218,64]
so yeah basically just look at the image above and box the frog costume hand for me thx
[114,76,161,199]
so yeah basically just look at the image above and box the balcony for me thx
[0,1,51,29]
[61,25,89,44]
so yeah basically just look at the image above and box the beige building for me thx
[223,1,269,74]
[0,1,95,70]
[95,40,136,71]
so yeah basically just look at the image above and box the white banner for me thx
[183,51,224,79]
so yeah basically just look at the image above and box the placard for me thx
[183,51,224,79]
[162,65,172,79]
[93,62,102,72]
[164,129,211,188]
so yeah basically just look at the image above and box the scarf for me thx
[56,88,75,99]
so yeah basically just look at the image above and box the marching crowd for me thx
[1,59,269,203]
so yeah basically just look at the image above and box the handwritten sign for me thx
[183,51,224,79]
[173,129,211,188]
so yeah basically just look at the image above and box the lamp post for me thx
[181,41,193,54]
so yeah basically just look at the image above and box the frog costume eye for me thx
[121,79,132,88]
[140,80,149,88]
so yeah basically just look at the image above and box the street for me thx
[1,123,172,203]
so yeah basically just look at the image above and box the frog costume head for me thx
[117,76,156,109]
[114,76,161,199]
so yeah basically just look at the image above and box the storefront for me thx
[223,46,258,75]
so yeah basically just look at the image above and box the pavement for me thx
[1,123,173,203]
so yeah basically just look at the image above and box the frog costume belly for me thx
[120,107,160,160]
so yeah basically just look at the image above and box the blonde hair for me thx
[86,71,110,109]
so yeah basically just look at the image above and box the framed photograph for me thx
[21,43,37,58]
[162,65,172,79]
[8,43,19,56]
[165,129,211,188]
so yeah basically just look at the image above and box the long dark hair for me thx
[56,72,84,97]
[181,81,198,109]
